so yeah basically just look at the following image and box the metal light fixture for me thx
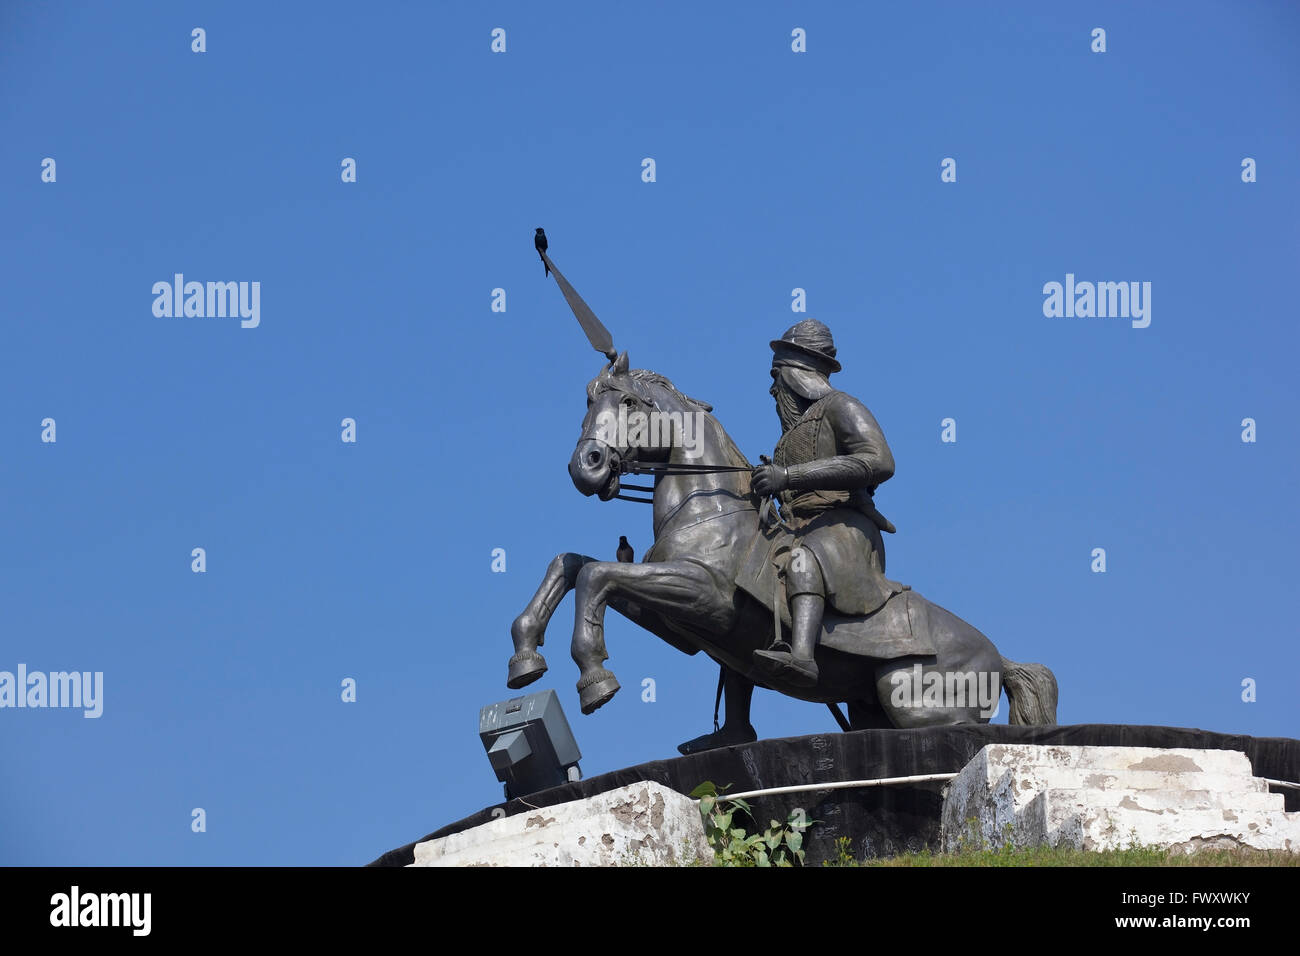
[479,689,582,800]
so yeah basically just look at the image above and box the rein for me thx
[615,458,753,504]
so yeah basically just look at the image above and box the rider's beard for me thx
[774,380,807,433]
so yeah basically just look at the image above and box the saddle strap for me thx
[771,560,782,650]
[713,665,724,732]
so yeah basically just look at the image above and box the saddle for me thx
[734,513,937,660]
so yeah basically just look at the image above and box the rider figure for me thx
[750,319,905,687]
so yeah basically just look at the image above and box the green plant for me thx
[689,781,811,867]
[824,835,859,867]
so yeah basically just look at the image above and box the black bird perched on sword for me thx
[616,535,634,563]
[534,228,549,277]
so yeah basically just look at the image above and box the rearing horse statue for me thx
[506,249,1058,754]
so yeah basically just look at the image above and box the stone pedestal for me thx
[407,781,712,867]
[941,744,1300,853]
[372,725,1300,866]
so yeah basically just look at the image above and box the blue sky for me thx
[1,1,1296,865]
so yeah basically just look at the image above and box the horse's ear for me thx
[612,350,629,375]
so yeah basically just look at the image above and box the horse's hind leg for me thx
[678,667,758,755]
[507,553,596,689]
[847,696,894,730]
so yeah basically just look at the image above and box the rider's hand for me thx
[751,463,789,496]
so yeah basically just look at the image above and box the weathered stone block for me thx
[940,744,1298,854]
[408,781,712,867]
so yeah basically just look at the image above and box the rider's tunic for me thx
[773,390,907,616]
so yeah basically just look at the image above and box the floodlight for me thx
[479,689,582,800]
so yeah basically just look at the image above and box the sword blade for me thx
[542,251,616,359]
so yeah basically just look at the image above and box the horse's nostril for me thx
[588,451,601,465]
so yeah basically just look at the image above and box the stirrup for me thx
[753,646,818,687]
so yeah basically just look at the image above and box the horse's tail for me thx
[998,656,1058,725]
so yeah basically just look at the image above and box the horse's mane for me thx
[587,367,710,410]
[587,367,752,470]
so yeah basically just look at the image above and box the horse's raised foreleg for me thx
[507,552,597,689]
[570,559,732,714]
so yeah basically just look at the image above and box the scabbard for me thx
[853,491,896,534]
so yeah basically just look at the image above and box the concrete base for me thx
[373,725,1300,867]
[941,745,1300,854]
[408,781,713,867]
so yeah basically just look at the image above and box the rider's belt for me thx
[785,491,895,535]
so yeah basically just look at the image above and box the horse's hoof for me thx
[753,649,818,688]
[677,724,758,756]
[506,650,548,689]
[577,669,620,714]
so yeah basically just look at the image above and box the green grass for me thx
[863,846,1298,866]
[825,836,1300,867]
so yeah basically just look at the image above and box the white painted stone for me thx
[408,781,713,867]
[1020,786,1280,813]
[983,745,1252,775]
[941,745,1298,855]
[989,767,1267,795]
[1021,791,1300,853]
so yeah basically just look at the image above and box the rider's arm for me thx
[784,393,894,492]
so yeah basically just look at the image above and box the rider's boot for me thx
[753,593,822,688]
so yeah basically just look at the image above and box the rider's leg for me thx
[789,594,825,664]
[787,549,826,674]
[753,548,825,686]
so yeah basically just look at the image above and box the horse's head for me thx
[570,352,714,500]
[571,352,648,500]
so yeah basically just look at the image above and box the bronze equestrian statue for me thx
[506,247,1058,754]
